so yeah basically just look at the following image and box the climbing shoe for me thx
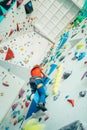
[37,103,47,112]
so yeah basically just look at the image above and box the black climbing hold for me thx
[38,117,42,122]
[79,91,86,97]
[53,91,60,101]
[63,71,72,79]
[59,56,65,62]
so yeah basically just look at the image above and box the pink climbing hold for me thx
[17,0,23,8]
[6,0,12,5]
[44,115,49,121]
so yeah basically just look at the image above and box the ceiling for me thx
[32,0,85,42]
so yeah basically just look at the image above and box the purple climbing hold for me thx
[19,88,25,98]
[12,102,18,111]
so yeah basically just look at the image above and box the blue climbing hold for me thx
[78,52,86,61]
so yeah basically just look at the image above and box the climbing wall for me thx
[0,65,25,126]
[0,0,87,130]
[0,0,37,43]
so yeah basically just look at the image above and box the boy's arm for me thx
[41,70,48,77]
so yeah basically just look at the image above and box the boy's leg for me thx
[37,86,47,111]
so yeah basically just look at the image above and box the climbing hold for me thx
[67,99,75,107]
[19,88,25,98]
[0,92,3,96]
[0,49,4,53]
[79,91,86,97]
[38,117,42,122]
[65,95,69,99]
[16,23,20,31]
[3,46,7,50]
[13,115,17,118]
[74,51,79,58]
[53,65,63,94]
[2,82,9,87]
[78,52,86,61]
[12,102,18,111]
[63,71,72,80]
[18,115,25,123]
[22,118,45,130]
[59,56,65,62]
[12,110,20,116]
[81,71,87,80]
[59,120,84,130]
[81,24,86,29]
[84,61,87,64]
[5,48,14,60]
[5,126,9,130]
[25,101,30,107]
[53,91,60,101]
[9,29,14,37]
[24,1,33,14]
[14,120,18,125]
[0,38,2,42]
[17,0,23,8]
[48,63,57,76]
[44,116,49,121]
[72,56,77,60]
[76,43,84,50]
[6,0,12,5]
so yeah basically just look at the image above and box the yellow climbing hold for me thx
[52,64,63,95]
[20,48,24,51]
[22,119,45,130]
[62,44,67,49]
[76,43,84,50]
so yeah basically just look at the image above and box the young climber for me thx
[29,64,48,111]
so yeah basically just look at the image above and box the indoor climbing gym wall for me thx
[0,0,87,130]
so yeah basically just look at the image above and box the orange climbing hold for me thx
[5,48,14,60]
[0,38,2,42]
[67,99,75,107]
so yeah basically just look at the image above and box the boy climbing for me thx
[29,64,48,111]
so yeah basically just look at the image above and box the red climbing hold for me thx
[16,23,20,31]
[14,120,18,125]
[5,48,14,60]
[9,29,14,37]
[67,99,74,107]
[25,101,30,107]
[3,12,8,17]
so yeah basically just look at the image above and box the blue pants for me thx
[35,78,46,104]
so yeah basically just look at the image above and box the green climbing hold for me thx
[81,24,86,29]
